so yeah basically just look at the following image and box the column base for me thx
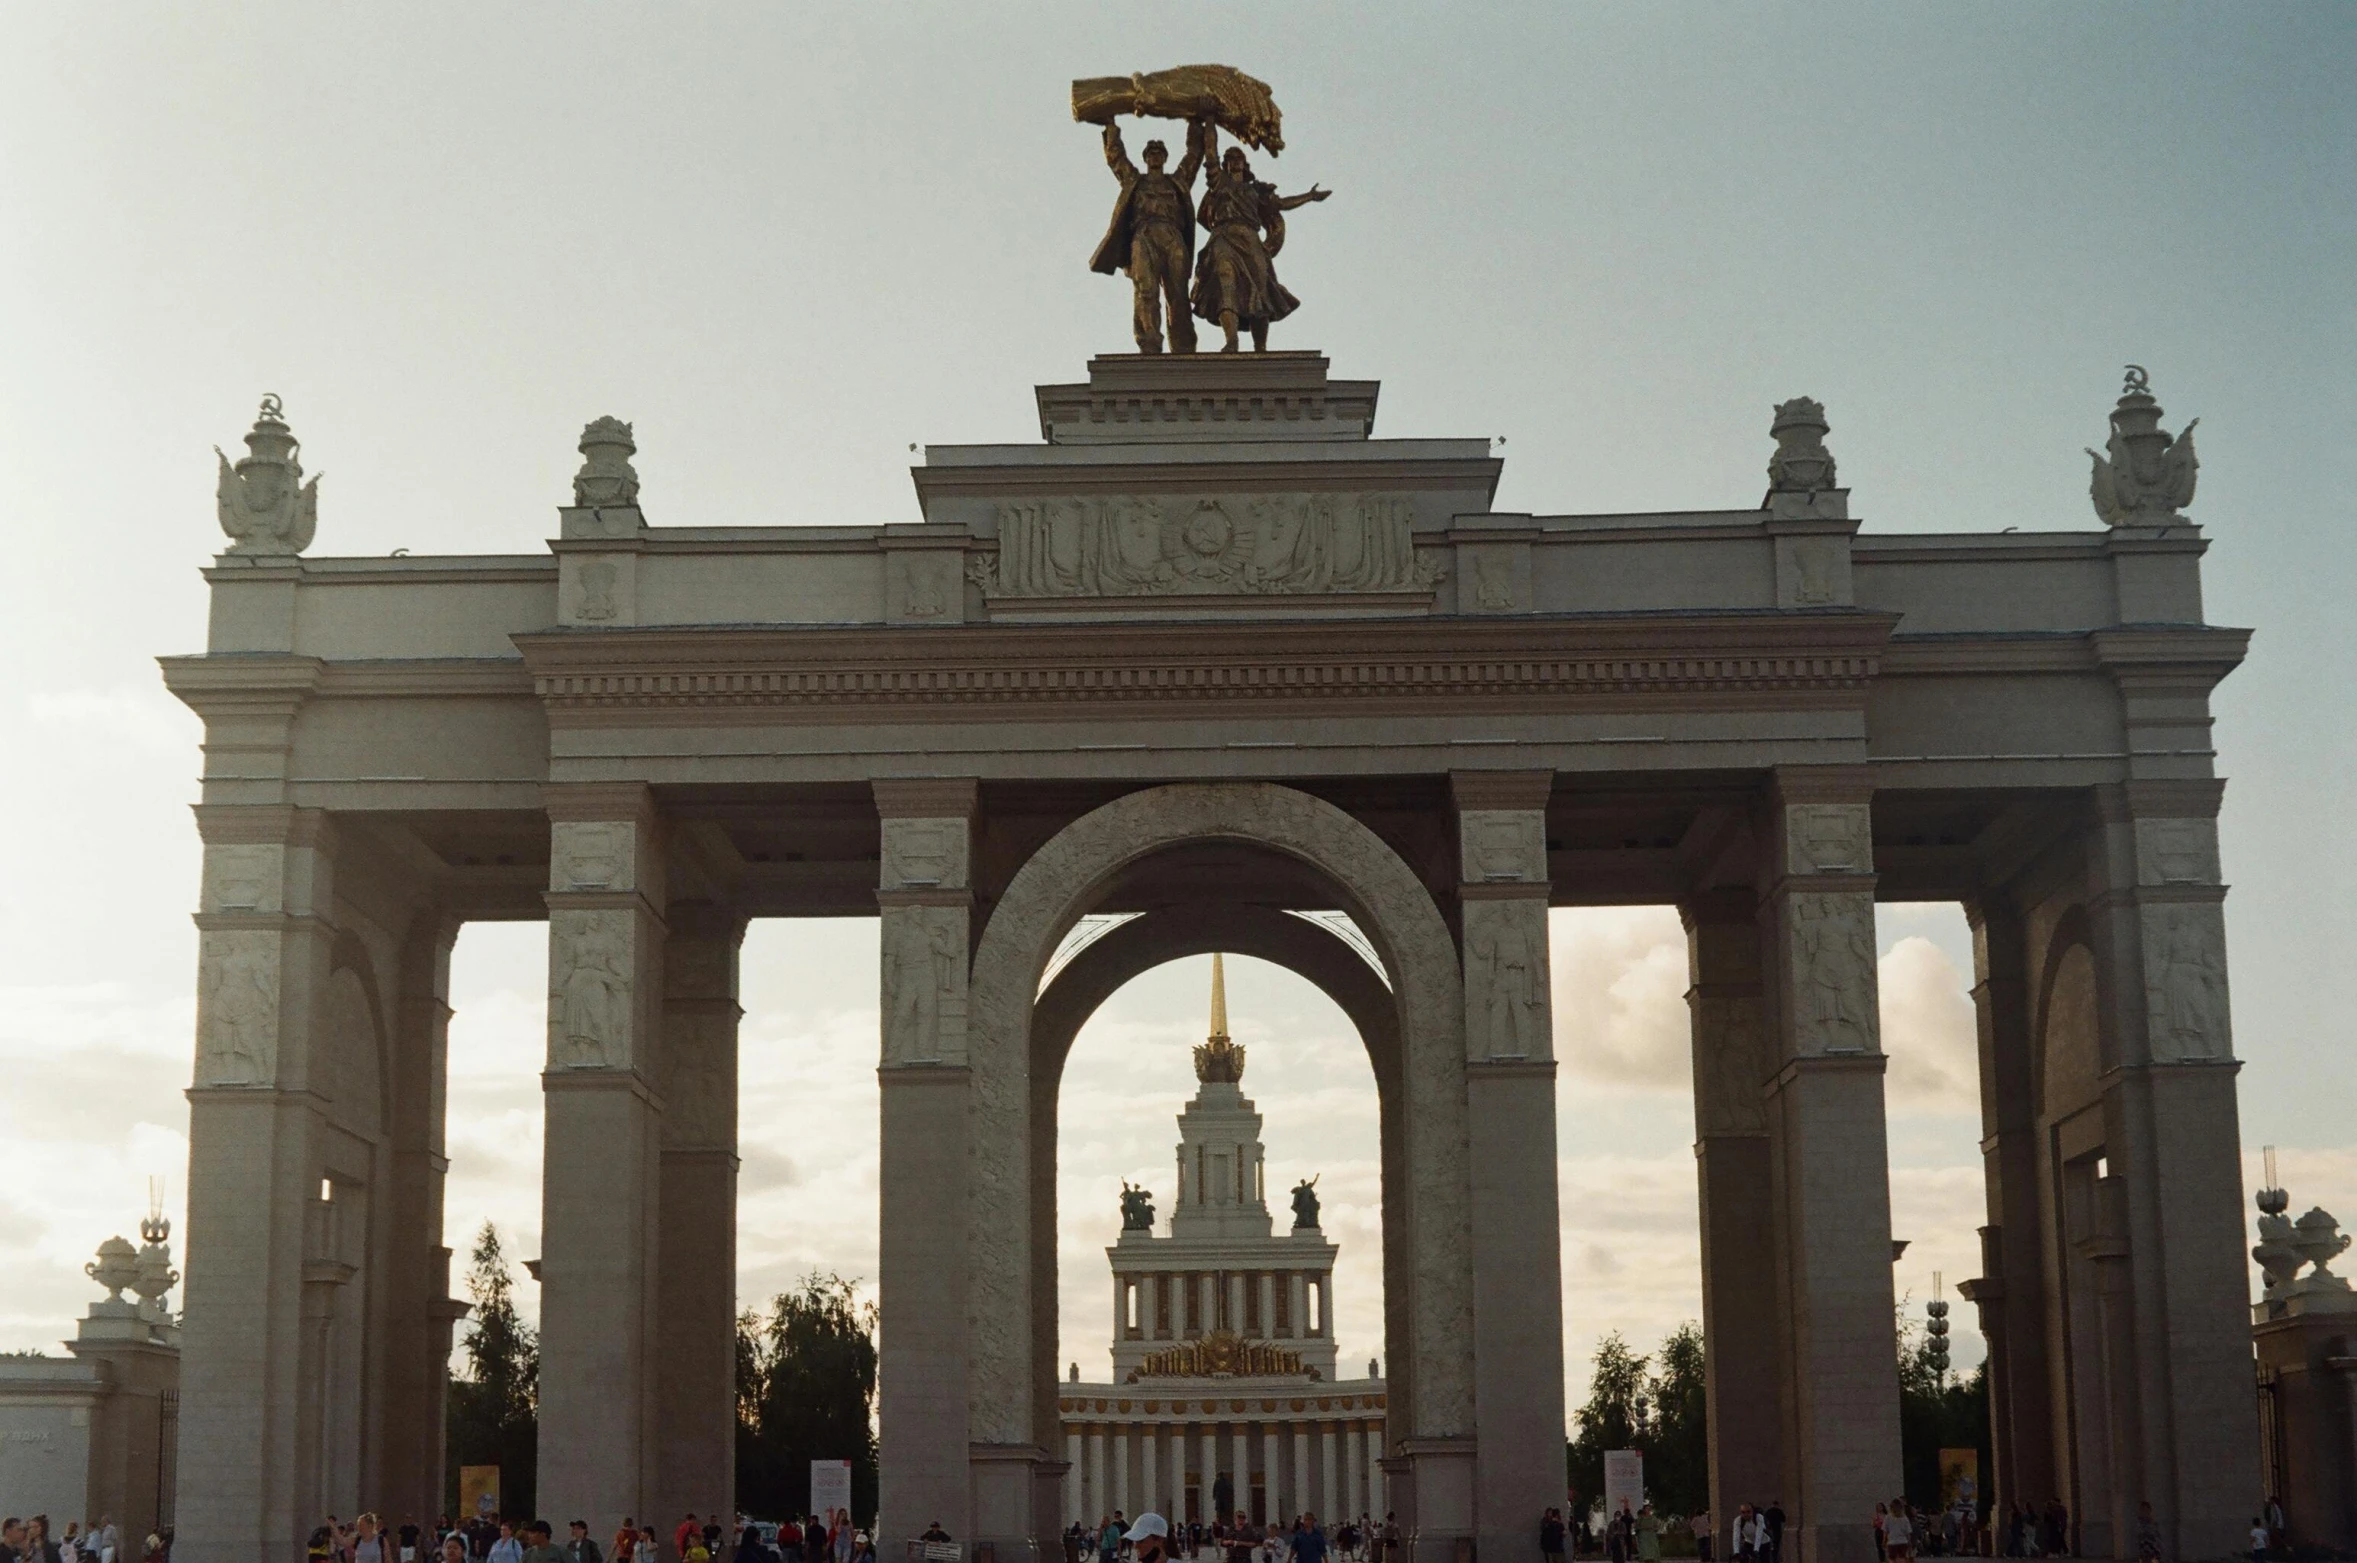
[1395,1438,1475,1563]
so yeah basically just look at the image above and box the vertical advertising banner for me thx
[1937,1450,1979,1509]
[812,1459,855,1519]
[460,1467,501,1521]
[1604,1450,1644,1521]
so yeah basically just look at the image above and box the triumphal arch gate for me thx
[165,68,2258,1563]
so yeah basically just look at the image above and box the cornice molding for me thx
[513,613,1898,726]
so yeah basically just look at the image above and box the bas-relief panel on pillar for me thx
[2138,901,2232,1063]
[1783,803,1872,876]
[195,928,284,1087]
[1786,892,1880,1056]
[548,910,637,1070]
[881,908,967,1066]
[553,821,637,892]
[1456,811,1546,884]
[2134,818,2221,888]
[882,819,972,892]
[203,842,286,913]
[1692,995,1769,1137]
[1460,900,1548,1061]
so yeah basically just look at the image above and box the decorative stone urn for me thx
[86,1235,138,1303]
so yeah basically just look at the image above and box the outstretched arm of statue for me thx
[1275,183,1331,211]
[1176,116,1208,184]
[1104,121,1137,182]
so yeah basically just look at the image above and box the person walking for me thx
[1541,1509,1566,1563]
[1634,1506,1660,1563]
[488,1524,523,1563]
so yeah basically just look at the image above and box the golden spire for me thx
[1193,952,1245,1083]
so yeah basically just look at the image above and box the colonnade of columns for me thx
[1063,1415,1388,1527]
[1115,1270,1331,1341]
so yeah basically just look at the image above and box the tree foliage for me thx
[446,1222,539,1519]
[1896,1311,1990,1513]
[1566,1325,1710,1522]
[736,1273,879,1521]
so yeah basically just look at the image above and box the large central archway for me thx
[963,783,1477,1540]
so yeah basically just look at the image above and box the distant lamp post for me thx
[1926,1271,1952,1389]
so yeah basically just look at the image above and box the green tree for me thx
[1567,1332,1649,1520]
[446,1222,538,1520]
[1647,1323,1709,1517]
[736,1273,879,1522]
[1565,1324,1711,1528]
[1896,1309,1991,1514]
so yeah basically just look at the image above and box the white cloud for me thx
[1550,908,1694,1091]
[24,686,201,755]
[1880,935,1980,1113]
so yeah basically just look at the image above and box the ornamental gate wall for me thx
[166,354,2257,1563]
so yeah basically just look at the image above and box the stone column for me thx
[1259,1273,1277,1338]
[378,912,462,1529]
[539,784,667,1534]
[2083,780,2260,1558]
[1757,770,1902,1563]
[1229,1274,1248,1333]
[1086,1424,1105,1520]
[1365,1425,1385,1515]
[656,902,747,1533]
[1170,1421,1188,1521]
[1452,771,1568,1563]
[1294,1424,1312,1523]
[1320,1422,1340,1521]
[1067,1428,1083,1523]
[1264,1420,1284,1521]
[1962,899,2056,1523]
[875,779,980,1547]
[1288,1273,1307,1339]
[1116,1422,1131,1516]
[1345,1418,1363,1521]
[1683,890,1786,1531]
[177,805,340,1563]
[1200,1274,1218,1335]
[1143,1421,1160,1515]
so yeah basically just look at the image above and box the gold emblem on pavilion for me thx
[1192,952,1245,1083]
[1132,1329,1306,1382]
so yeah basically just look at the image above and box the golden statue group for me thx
[1076,65,1330,355]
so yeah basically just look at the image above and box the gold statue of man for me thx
[1190,124,1330,353]
[1090,117,1210,354]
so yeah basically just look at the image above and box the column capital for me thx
[543,781,659,826]
[874,777,980,820]
[2093,777,2227,823]
[1447,769,1554,813]
[192,802,336,848]
[1765,763,1876,808]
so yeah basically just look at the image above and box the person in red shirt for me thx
[675,1519,700,1562]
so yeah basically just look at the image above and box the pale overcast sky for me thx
[2,5,2352,1401]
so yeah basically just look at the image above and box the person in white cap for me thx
[1128,1516,1171,1563]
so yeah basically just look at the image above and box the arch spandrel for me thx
[967,781,1472,1451]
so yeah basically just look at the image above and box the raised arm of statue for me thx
[1175,117,1209,185]
[1104,122,1138,184]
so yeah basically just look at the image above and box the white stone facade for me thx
[162,359,2259,1563]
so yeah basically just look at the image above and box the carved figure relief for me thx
[1790,892,1878,1054]
[663,1015,735,1149]
[1466,902,1547,1059]
[214,395,320,555]
[550,912,633,1068]
[882,907,965,1064]
[552,821,631,891]
[1461,811,1544,883]
[883,819,968,890]
[1790,539,1839,604]
[195,932,280,1086]
[204,843,281,912]
[1786,804,1871,875]
[2145,903,2230,1062]
[1472,551,1515,610]
[2137,818,2219,886]
[575,561,620,622]
[984,493,1439,598]
[1693,995,1768,1136]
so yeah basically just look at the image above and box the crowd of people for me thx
[1561,1495,2101,1562]
[0,1516,165,1563]
[288,1509,872,1563]
[1063,1510,1398,1563]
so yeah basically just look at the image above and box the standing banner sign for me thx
[1938,1449,1979,1509]
[813,1459,854,1518]
[1604,1449,1644,1521]
[459,1466,500,1521]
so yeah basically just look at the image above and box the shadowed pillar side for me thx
[1685,889,1787,1531]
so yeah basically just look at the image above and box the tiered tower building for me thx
[1061,956,1386,1528]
